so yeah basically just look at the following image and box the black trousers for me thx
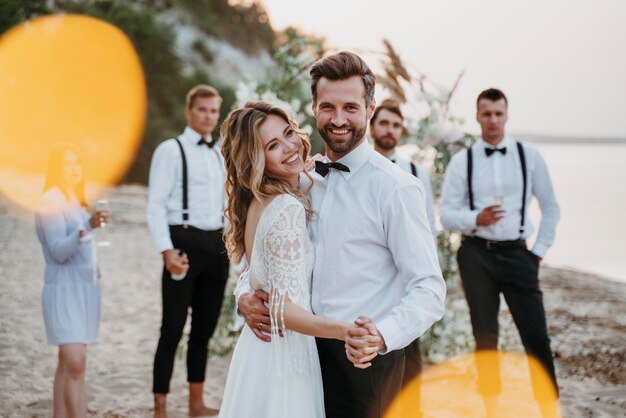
[152,226,229,394]
[457,237,558,400]
[316,338,405,418]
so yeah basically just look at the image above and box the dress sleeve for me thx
[263,200,312,375]
[37,195,82,263]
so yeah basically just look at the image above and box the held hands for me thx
[239,290,386,368]
[476,205,505,227]
[162,249,189,277]
[344,316,385,369]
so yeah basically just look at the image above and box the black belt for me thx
[170,225,223,235]
[462,235,526,251]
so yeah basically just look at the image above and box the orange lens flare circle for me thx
[386,350,560,418]
[0,14,146,210]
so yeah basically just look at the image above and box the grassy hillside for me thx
[0,0,281,183]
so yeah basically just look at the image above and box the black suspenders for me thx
[174,138,189,228]
[392,159,419,179]
[174,137,225,228]
[516,142,527,234]
[467,147,474,211]
[467,141,527,236]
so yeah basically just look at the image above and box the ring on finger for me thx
[258,322,263,330]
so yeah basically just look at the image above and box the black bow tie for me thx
[197,137,216,148]
[485,147,506,157]
[314,160,350,177]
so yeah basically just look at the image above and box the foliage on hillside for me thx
[175,0,275,53]
[0,0,310,183]
[52,1,227,182]
[0,0,48,34]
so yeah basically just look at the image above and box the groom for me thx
[237,51,446,418]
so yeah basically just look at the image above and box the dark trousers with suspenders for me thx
[152,138,230,394]
[458,142,558,400]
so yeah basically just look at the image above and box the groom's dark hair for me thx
[310,51,376,106]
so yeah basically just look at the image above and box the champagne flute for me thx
[96,199,111,247]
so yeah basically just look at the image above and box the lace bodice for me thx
[248,193,315,375]
[249,194,313,308]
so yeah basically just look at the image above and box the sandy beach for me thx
[1,185,624,417]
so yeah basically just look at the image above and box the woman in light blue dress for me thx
[35,144,109,418]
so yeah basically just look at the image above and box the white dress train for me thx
[219,194,325,418]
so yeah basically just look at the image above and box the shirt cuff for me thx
[462,210,481,230]
[232,310,245,331]
[233,274,253,317]
[157,239,174,254]
[376,317,402,355]
[531,242,549,258]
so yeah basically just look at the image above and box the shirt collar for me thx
[331,139,372,179]
[181,126,209,145]
[479,135,513,150]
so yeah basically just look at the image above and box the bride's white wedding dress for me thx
[219,194,325,418]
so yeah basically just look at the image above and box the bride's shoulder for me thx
[263,194,305,224]
[274,193,306,213]
[264,193,301,209]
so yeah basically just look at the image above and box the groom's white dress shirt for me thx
[236,140,446,353]
[388,152,437,237]
[308,140,445,352]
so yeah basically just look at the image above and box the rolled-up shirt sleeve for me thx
[147,142,177,253]
[376,182,446,352]
[530,151,560,258]
[440,152,480,232]
[233,266,253,330]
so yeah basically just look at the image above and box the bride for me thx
[218,101,379,418]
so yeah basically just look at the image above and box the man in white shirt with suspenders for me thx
[440,88,560,415]
[147,85,228,418]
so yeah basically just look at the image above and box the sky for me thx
[261,0,626,138]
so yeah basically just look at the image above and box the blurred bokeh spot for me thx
[387,350,560,418]
[0,14,146,210]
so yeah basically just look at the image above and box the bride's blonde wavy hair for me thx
[220,100,313,263]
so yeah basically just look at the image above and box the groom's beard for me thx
[318,122,366,155]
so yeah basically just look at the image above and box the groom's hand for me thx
[239,290,271,342]
[345,316,385,369]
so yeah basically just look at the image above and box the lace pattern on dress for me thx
[249,194,315,378]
